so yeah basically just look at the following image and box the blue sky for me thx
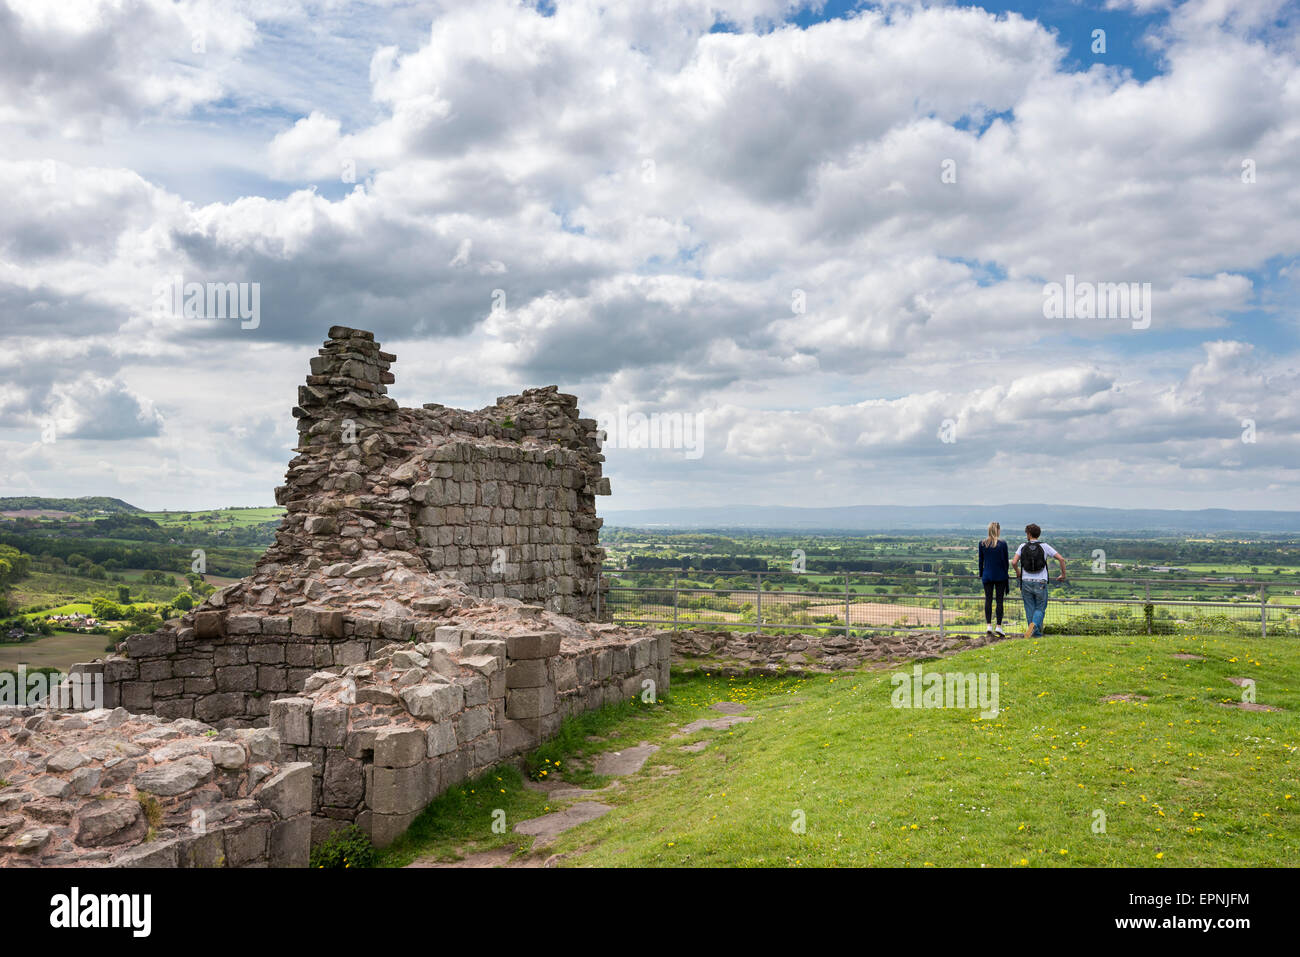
[1,0,1297,512]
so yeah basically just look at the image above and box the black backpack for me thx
[1021,541,1047,574]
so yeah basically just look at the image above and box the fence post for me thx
[1261,583,1267,639]
[937,571,945,636]
[672,571,679,631]
[844,572,851,637]
[1145,582,1151,635]
[756,571,762,634]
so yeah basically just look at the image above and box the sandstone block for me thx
[72,799,146,848]
[322,752,365,807]
[269,815,311,868]
[226,614,262,636]
[194,693,246,723]
[373,727,426,768]
[426,722,457,756]
[133,756,214,796]
[270,697,313,745]
[506,685,555,719]
[216,665,257,692]
[505,658,548,688]
[505,631,562,659]
[256,762,313,818]
[310,705,348,748]
[400,682,464,721]
[125,631,177,657]
[368,764,431,816]
[193,612,225,640]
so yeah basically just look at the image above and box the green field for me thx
[136,507,285,530]
[381,630,1299,868]
[7,569,190,614]
[0,631,114,672]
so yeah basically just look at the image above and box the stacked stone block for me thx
[408,439,607,615]
[293,325,399,442]
[269,622,670,847]
[79,588,467,729]
[265,326,609,616]
[671,628,986,676]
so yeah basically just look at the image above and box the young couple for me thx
[977,522,1068,639]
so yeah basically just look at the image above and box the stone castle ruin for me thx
[278,326,609,617]
[2,327,669,865]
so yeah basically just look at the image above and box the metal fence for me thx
[597,568,1300,638]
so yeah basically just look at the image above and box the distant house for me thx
[1150,566,1190,573]
[6,627,26,641]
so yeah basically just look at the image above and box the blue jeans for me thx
[1020,580,1049,635]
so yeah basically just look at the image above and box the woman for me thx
[977,521,1009,637]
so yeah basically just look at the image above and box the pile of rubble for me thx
[0,707,309,867]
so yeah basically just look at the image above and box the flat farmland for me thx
[0,632,112,672]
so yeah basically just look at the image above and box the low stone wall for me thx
[79,563,668,736]
[77,588,463,728]
[671,628,992,675]
[0,706,311,867]
[268,619,670,847]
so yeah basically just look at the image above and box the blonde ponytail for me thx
[984,521,1001,549]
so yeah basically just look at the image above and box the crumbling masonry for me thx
[2,326,672,862]
[280,325,609,616]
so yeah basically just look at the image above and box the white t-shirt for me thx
[1014,541,1059,582]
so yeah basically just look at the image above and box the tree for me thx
[116,585,131,604]
[91,597,124,620]
[173,592,194,611]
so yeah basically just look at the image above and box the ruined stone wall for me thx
[78,592,463,727]
[275,326,609,617]
[0,707,310,867]
[32,325,679,861]
[672,628,974,676]
[268,610,670,848]
[77,326,618,728]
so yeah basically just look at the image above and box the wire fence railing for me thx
[597,568,1300,638]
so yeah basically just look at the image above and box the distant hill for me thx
[0,496,142,517]
[602,503,1300,534]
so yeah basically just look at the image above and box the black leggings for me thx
[983,581,1007,624]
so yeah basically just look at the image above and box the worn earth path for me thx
[404,701,752,868]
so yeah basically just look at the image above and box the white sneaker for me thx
[986,625,995,636]
[995,626,1005,638]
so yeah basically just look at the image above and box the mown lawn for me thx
[387,631,1299,867]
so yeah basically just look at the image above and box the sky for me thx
[1,0,1297,513]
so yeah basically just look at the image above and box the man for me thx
[1010,523,1067,638]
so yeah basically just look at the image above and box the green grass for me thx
[8,569,190,612]
[0,631,115,671]
[382,631,1300,868]
[137,506,284,530]
[22,601,94,619]
[375,765,554,867]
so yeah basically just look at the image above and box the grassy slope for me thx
[9,570,188,611]
[389,631,1299,868]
